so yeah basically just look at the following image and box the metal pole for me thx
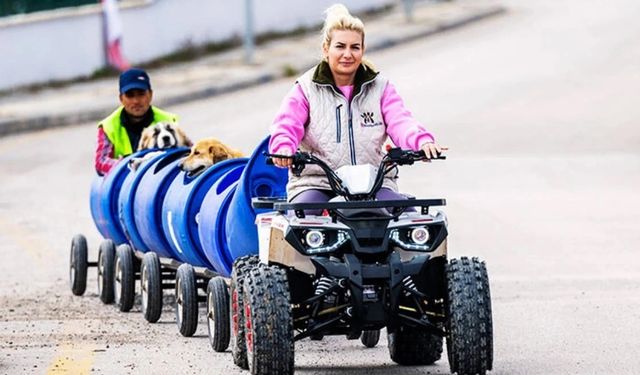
[402,0,415,22]
[244,0,255,64]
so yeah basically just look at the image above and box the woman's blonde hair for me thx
[321,4,365,50]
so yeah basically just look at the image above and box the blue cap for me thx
[119,68,151,94]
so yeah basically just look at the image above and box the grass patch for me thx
[281,64,298,77]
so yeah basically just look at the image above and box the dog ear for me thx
[210,145,225,164]
[138,129,151,150]
[176,127,193,147]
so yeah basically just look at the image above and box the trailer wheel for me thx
[175,263,198,337]
[244,265,294,375]
[141,252,162,323]
[388,325,443,365]
[207,276,230,352]
[114,244,135,312]
[230,255,259,369]
[446,257,493,375]
[97,239,116,304]
[69,234,88,296]
[360,330,380,348]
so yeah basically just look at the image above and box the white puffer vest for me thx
[287,62,398,199]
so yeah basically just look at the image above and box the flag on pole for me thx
[102,0,130,71]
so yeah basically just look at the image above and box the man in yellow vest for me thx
[94,68,178,175]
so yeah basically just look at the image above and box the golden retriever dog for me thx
[180,137,244,176]
[129,122,193,171]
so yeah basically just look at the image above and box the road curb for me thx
[0,5,505,138]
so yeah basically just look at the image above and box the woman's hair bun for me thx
[324,3,351,20]
[321,3,365,50]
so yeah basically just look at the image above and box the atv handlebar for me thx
[264,147,445,200]
[265,148,445,165]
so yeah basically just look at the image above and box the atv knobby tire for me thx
[230,255,259,369]
[388,325,443,365]
[446,257,493,375]
[243,265,294,375]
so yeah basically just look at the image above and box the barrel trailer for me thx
[68,136,493,375]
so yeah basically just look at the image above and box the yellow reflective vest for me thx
[98,106,178,158]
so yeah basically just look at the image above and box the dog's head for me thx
[138,122,192,151]
[180,138,244,176]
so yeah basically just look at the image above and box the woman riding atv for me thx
[269,3,444,205]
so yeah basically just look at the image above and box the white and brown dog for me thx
[128,122,192,171]
[180,137,244,176]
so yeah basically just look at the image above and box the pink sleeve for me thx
[382,82,435,151]
[269,84,309,154]
[95,127,118,176]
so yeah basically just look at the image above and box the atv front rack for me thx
[252,197,446,219]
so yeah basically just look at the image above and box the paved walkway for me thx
[0,0,504,136]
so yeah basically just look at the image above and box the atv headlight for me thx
[298,229,349,254]
[410,227,430,245]
[305,230,324,248]
[390,226,431,251]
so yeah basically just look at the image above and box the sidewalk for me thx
[0,1,505,137]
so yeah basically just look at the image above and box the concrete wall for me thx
[0,0,392,91]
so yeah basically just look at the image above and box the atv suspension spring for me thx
[314,276,336,296]
[402,276,417,296]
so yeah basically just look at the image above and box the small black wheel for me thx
[230,255,259,369]
[97,239,116,304]
[388,325,443,365]
[69,234,88,296]
[175,263,198,337]
[207,276,230,352]
[446,257,493,375]
[114,244,135,312]
[360,330,380,348]
[244,265,294,375]
[141,252,162,323]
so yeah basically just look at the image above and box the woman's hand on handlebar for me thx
[273,149,293,168]
[420,142,447,160]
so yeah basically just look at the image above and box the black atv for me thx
[229,148,493,375]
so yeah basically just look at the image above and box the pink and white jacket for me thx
[269,62,435,199]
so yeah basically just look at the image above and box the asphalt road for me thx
[1,0,639,374]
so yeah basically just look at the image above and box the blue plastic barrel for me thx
[89,177,107,239]
[133,150,189,258]
[89,151,152,245]
[162,158,248,268]
[225,137,288,260]
[198,167,246,276]
[118,148,189,253]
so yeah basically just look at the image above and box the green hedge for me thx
[0,0,99,17]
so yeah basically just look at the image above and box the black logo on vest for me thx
[360,112,382,127]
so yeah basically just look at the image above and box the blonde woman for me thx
[270,4,442,204]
